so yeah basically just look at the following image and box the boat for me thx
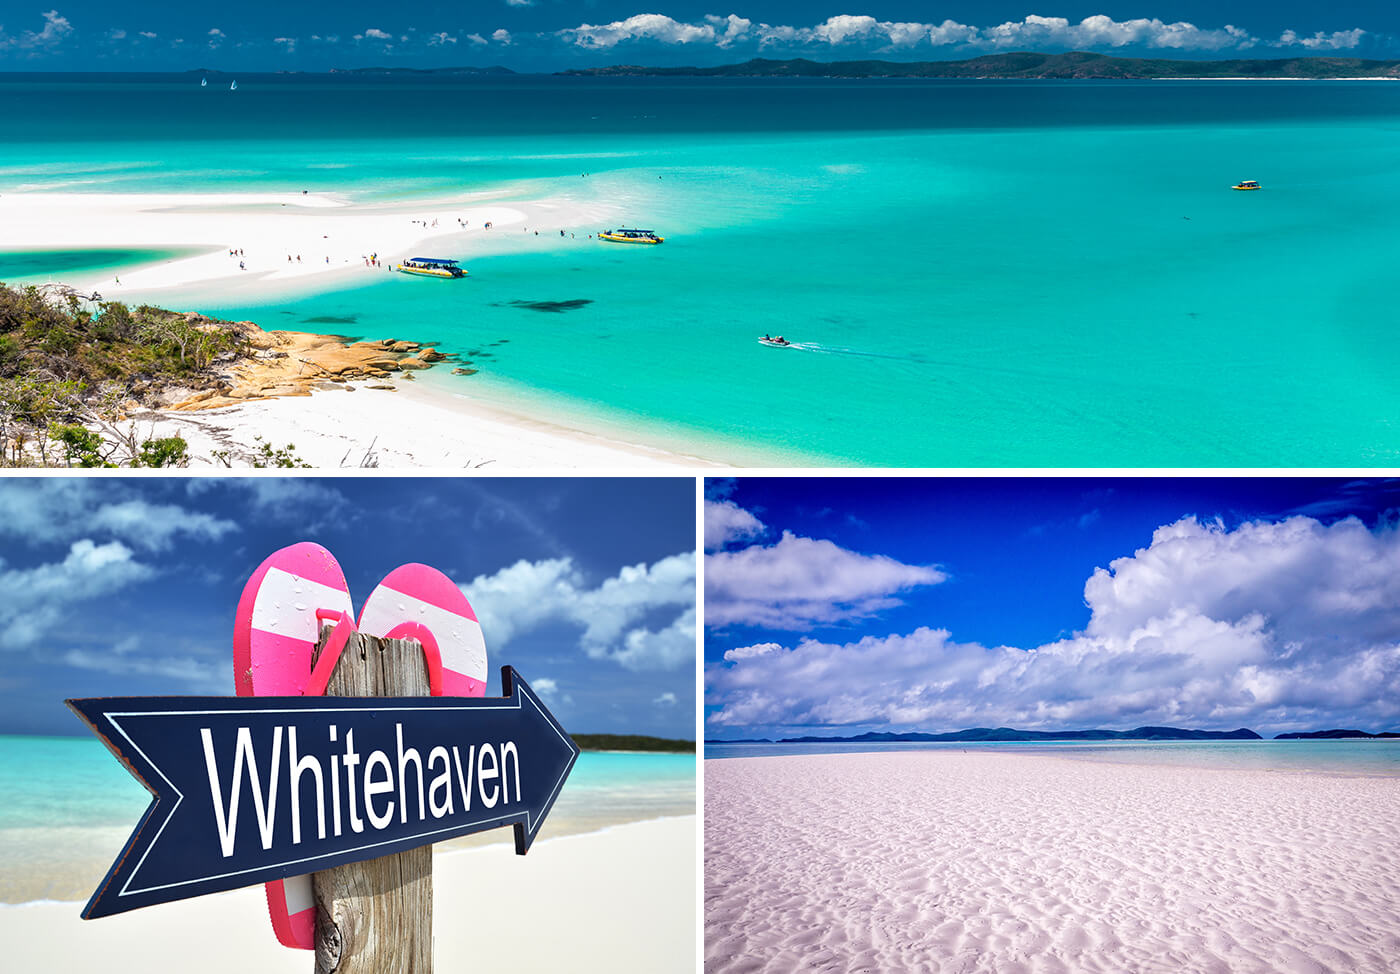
[230,80,238,91]
[201,77,207,87]
[1232,179,1260,191]
[758,336,794,348]
[394,257,468,279]
[599,228,664,244]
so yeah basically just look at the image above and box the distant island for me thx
[1273,729,1400,740]
[708,725,1264,744]
[560,52,1400,81]
[571,733,695,753]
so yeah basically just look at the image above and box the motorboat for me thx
[395,257,468,279]
[1231,180,1260,191]
[600,228,664,244]
[758,336,794,348]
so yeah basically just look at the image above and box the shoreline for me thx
[0,186,750,468]
[3,815,695,973]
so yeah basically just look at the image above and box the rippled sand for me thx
[705,753,1400,973]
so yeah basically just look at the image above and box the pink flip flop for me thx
[356,563,488,698]
[234,550,487,951]
[234,543,354,950]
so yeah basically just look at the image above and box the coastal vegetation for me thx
[562,52,1400,80]
[0,281,247,466]
[570,734,695,753]
[0,281,454,467]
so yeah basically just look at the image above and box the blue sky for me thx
[0,3,1393,71]
[0,477,696,739]
[705,477,1400,740]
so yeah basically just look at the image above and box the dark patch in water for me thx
[303,314,360,325]
[494,299,594,314]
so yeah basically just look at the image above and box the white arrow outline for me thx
[101,687,573,900]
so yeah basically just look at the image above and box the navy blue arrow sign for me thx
[66,666,578,920]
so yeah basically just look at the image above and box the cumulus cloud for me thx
[1277,28,1366,51]
[654,691,677,706]
[463,553,695,671]
[707,516,1400,735]
[357,27,391,41]
[723,641,781,662]
[706,531,946,629]
[492,29,511,44]
[0,540,156,651]
[704,499,764,551]
[559,13,720,49]
[274,36,296,51]
[0,9,74,50]
[139,31,156,39]
[428,31,456,46]
[546,11,1366,56]
[0,480,236,552]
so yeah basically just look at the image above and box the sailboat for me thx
[230,80,238,91]
[200,76,207,87]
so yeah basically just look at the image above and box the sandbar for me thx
[706,753,1400,973]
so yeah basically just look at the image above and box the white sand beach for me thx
[0,188,613,295]
[2,815,695,973]
[705,754,1400,974]
[129,376,723,469]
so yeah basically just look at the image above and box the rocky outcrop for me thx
[167,324,457,411]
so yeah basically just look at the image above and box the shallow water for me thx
[5,76,1400,464]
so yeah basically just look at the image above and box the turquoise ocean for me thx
[0,734,694,904]
[3,74,1400,464]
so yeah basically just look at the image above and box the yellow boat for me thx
[1232,180,1261,191]
[599,228,664,244]
[395,257,467,278]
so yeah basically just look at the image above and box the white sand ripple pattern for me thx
[705,752,1400,973]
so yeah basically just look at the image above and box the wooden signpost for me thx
[66,543,580,973]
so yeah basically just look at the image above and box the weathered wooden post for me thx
[312,630,433,974]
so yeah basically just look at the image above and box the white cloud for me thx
[505,0,534,6]
[723,641,781,662]
[654,691,677,706]
[467,33,488,45]
[364,27,391,40]
[428,31,457,46]
[1277,28,1366,51]
[492,29,512,44]
[704,498,764,551]
[0,481,236,552]
[139,31,156,39]
[108,28,126,40]
[464,553,695,671]
[208,28,223,37]
[274,36,296,51]
[0,9,73,50]
[559,14,720,49]
[708,516,1400,734]
[706,531,946,629]
[543,11,1364,56]
[0,540,155,651]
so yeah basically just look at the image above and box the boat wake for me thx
[786,342,920,362]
